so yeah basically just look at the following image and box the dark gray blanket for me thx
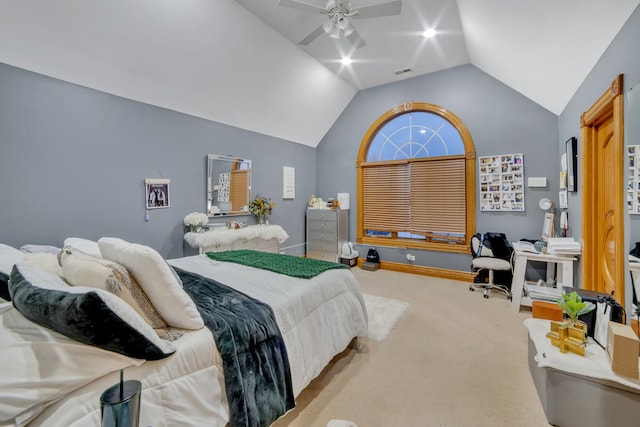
[176,268,295,427]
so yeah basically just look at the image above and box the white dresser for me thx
[306,208,348,262]
[184,225,289,254]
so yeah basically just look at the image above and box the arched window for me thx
[356,102,476,253]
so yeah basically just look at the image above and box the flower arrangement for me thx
[249,196,275,222]
[183,212,209,232]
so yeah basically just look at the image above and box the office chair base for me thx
[469,270,512,300]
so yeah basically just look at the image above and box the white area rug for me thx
[363,293,409,342]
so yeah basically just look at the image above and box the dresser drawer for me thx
[233,238,258,250]
[308,240,337,253]
[307,209,336,221]
[307,249,338,262]
[309,229,337,242]
[200,241,233,253]
[308,220,336,232]
[254,238,279,253]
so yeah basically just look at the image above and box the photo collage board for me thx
[627,145,640,214]
[479,153,525,212]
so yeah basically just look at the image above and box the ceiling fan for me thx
[277,0,402,49]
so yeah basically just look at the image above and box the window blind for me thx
[362,162,409,231]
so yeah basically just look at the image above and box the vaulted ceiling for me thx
[0,0,638,148]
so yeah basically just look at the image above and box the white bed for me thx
[0,245,368,427]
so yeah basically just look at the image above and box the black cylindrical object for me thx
[100,379,142,427]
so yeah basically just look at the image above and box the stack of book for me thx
[524,280,563,302]
[547,237,582,255]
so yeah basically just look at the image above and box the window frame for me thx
[356,102,476,254]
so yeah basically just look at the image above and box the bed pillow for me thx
[63,237,102,258]
[59,247,168,330]
[0,244,25,301]
[9,263,175,360]
[19,244,61,255]
[98,237,203,330]
[22,252,65,278]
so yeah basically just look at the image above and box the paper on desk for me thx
[547,237,582,255]
[512,241,540,253]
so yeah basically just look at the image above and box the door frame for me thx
[581,74,625,305]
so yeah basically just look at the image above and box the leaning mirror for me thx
[207,154,252,216]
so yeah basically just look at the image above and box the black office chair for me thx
[469,233,513,299]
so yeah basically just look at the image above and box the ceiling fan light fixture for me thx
[336,16,350,30]
[323,20,335,34]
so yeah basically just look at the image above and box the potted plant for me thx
[557,291,596,325]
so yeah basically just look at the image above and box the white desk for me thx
[510,250,577,312]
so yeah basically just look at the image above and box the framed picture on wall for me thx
[478,153,525,212]
[145,178,171,209]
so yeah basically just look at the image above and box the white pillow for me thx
[98,237,203,330]
[0,243,25,274]
[59,247,168,330]
[64,237,102,258]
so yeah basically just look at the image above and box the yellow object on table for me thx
[546,320,587,356]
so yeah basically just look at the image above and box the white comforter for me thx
[1,255,368,426]
[169,255,368,396]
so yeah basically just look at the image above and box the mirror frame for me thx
[207,154,252,217]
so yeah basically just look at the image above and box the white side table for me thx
[510,250,577,313]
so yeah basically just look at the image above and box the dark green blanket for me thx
[206,249,348,279]
[176,268,295,427]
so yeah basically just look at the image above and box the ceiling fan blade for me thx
[352,0,402,19]
[299,24,326,45]
[346,27,366,49]
[277,0,328,14]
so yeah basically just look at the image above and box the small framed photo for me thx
[145,179,170,209]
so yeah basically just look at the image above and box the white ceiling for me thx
[0,0,638,148]
[239,0,640,114]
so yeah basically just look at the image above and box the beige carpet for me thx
[272,268,549,427]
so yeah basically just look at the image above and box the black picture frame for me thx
[146,182,170,209]
[566,137,578,192]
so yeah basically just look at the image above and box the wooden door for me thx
[581,75,625,304]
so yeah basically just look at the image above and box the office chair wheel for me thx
[483,294,489,299]
[469,286,475,291]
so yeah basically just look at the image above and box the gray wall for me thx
[557,4,640,310]
[316,64,559,272]
[0,63,314,259]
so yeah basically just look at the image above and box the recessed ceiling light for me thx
[423,28,436,39]
[341,57,352,66]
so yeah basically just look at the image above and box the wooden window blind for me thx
[362,162,410,232]
[362,157,466,241]
[410,157,466,242]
